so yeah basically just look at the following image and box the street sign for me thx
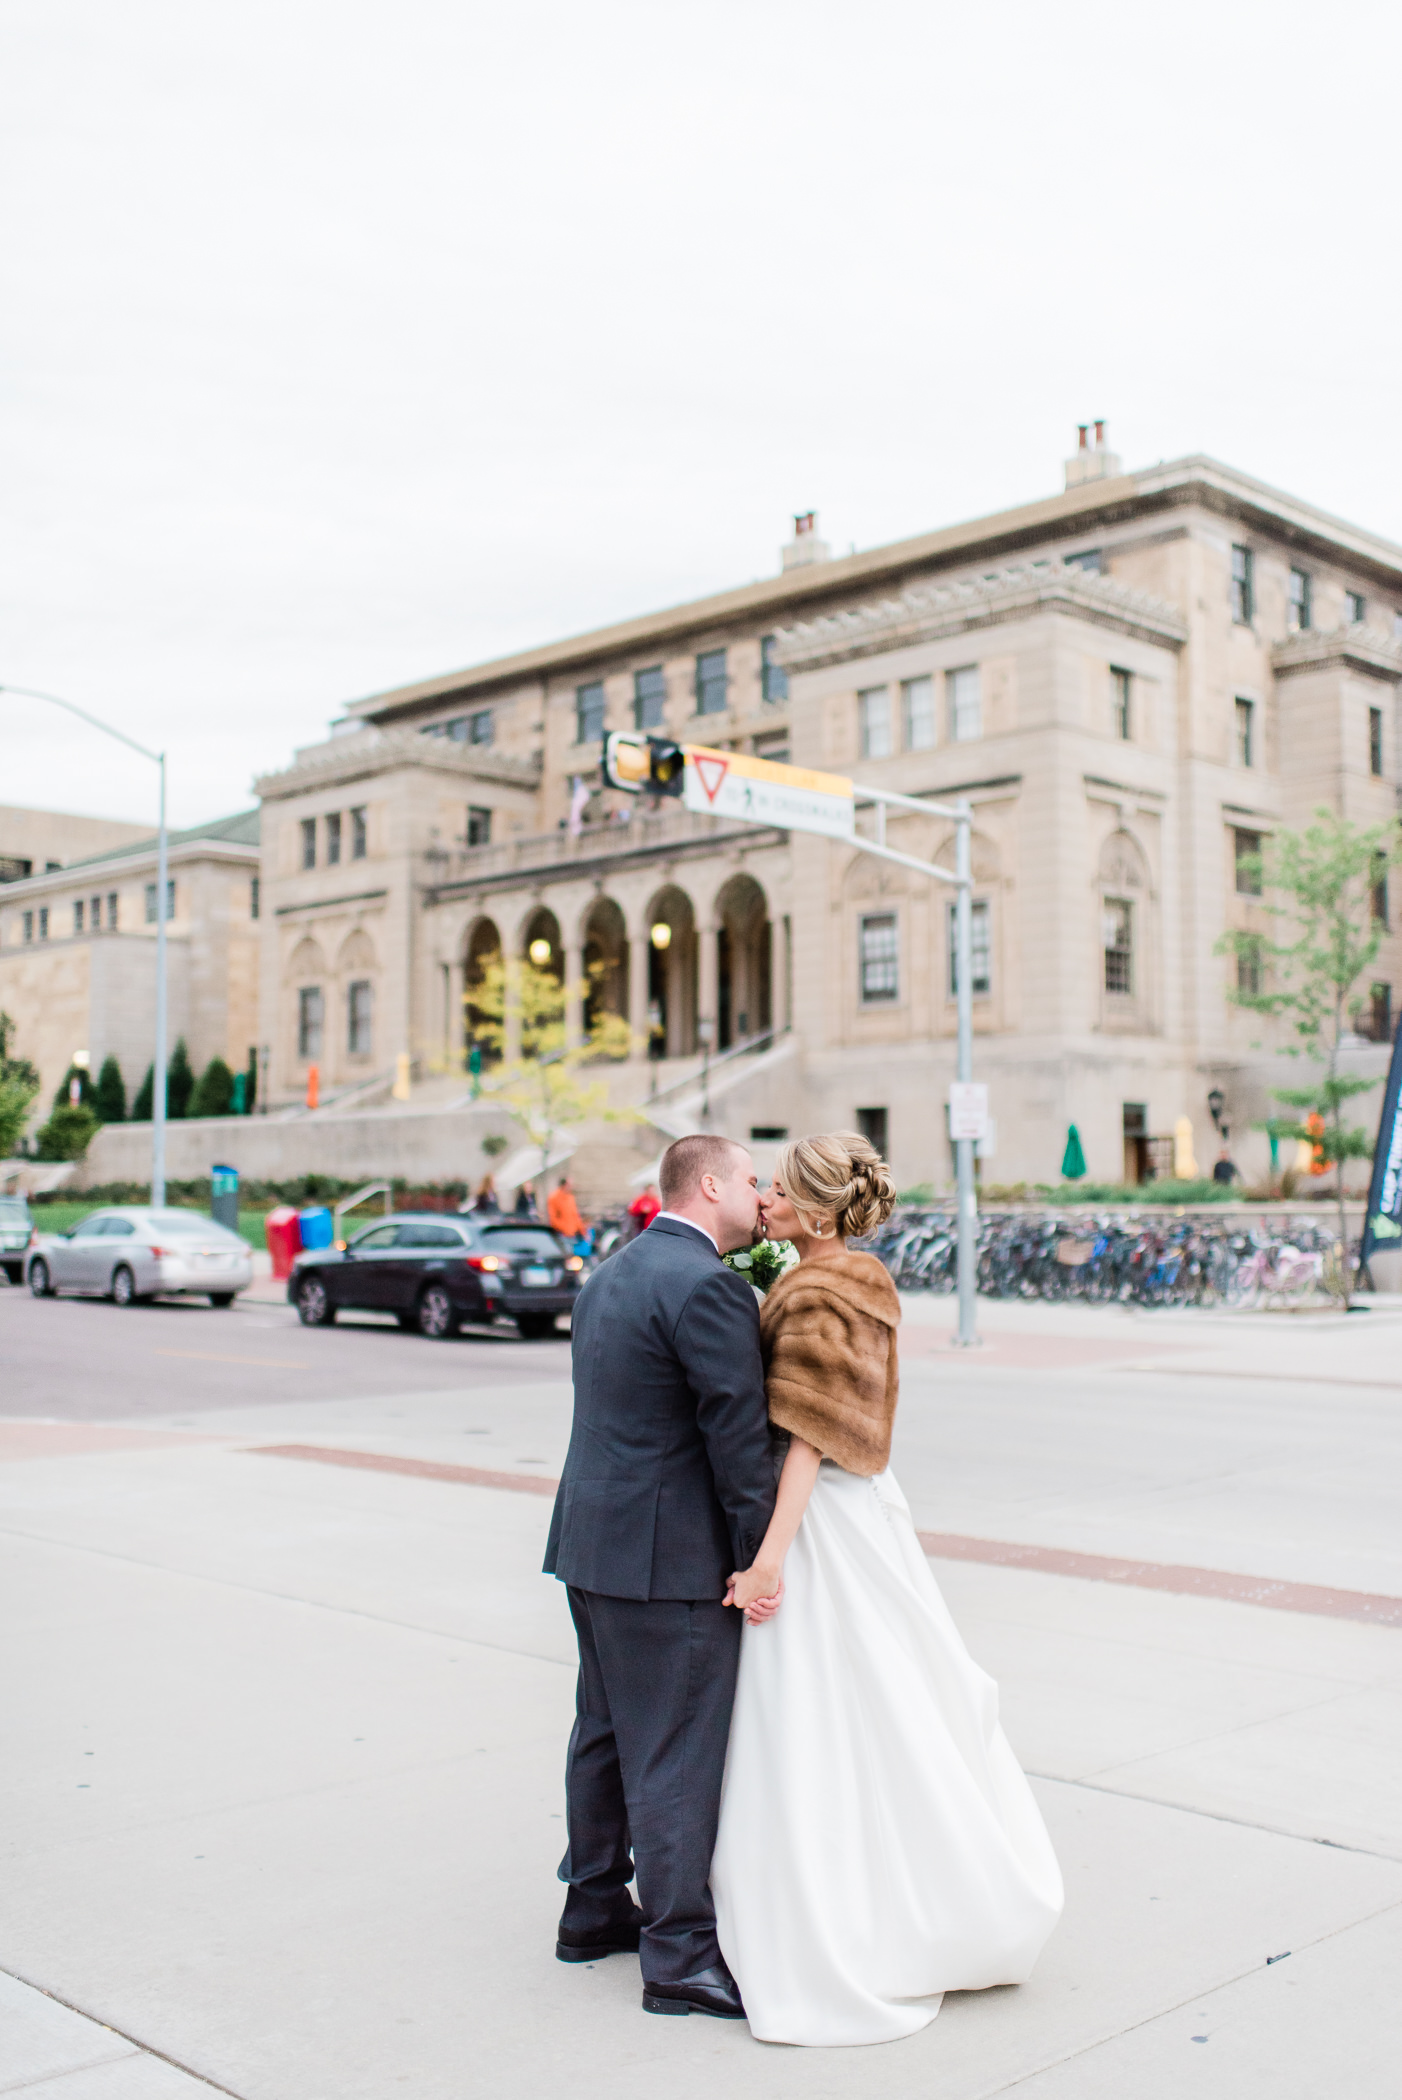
[682,744,855,840]
[948,1081,990,1142]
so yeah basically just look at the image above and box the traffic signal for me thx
[603,733,686,797]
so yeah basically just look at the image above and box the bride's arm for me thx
[725,1437,822,1619]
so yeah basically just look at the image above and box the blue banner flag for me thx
[1361,1027,1402,1262]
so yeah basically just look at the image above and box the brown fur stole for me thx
[758,1250,901,1476]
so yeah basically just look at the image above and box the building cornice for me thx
[422,815,787,906]
[0,835,258,902]
[775,565,1187,672]
[254,727,542,801]
[1270,622,1402,683]
[274,887,391,917]
[336,454,1402,731]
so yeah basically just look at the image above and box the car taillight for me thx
[467,1254,501,1272]
[564,1255,584,1272]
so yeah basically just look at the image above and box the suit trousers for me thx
[558,1586,742,1985]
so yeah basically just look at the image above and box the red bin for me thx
[264,1205,303,1280]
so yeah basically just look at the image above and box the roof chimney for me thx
[781,510,831,572]
[1065,420,1122,490]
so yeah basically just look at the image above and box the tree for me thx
[94,1054,126,1123]
[190,1056,235,1117]
[34,1103,100,1161]
[1218,808,1402,1303]
[130,1063,154,1122]
[166,1038,194,1119]
[0,1011,41,1157]
[468,957,636,1177]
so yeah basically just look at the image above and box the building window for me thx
[761,635,788,703]
[297,986,324,1060]
[1369,983,1393,1043]
[902,676,935,751]
[1235,697,1256,768]
[947,665,981,742]
[1372,853,1390,928]
[73,900,84,934]
[948,899,992,996]
[1103,899,1133,994]
[1065,549,1103,574]
[107,892,118,929]
[1237,947,1262,997]
[575,682,605,744]
[250,877,260,921]
[144,880,174,924]
[350,807,367,860]
[467,806,492,847]
[1230,544,1254,624]
[695,649,728,716]
[22,910,32,942]
[855,1107,888,1159]
[347,980,373,1056]
[1346,590,1366,625]
[858,686,892,758]
[1369,707,1384,776]
[300,817,316,870]
[468,708,493,745]
[90,894,101,931]
[1111,666,1131,741]
[1288,568,1312,632]
[859,913,899,1003]
[634,666,666,731]
[1234,828,1263,895]
[38,907,48,940]
[326,812,342,865]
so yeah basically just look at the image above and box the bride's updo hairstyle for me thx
[773,1130,897,1242]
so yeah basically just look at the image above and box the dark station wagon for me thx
[288,1212,585,1339]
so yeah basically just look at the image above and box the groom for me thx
[543,1134,776,2018]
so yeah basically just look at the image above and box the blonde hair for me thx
[773,1129,896,1242]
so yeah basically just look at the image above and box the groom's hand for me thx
[724,1565,784,1622]
[744,1576,783,1624]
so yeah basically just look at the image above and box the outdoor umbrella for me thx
[1061,1124,1087,1179]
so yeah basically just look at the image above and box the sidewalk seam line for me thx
[1031,1770,1402,1864]
[0,1964,250,2100]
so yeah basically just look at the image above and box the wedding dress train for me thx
[710,1460,1063,2046]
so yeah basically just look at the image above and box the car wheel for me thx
[417,1283,457,1338]
[208,1292,236,1309]
[28,1258,54,1298]
[296,1276,335,1326]
[516,1312,559,1341]
[111,1265,137,1307]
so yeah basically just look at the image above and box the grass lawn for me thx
[28,1201,270,1252]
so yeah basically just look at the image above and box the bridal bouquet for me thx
[724,1238,799,1294]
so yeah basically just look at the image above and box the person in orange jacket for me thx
[547,1174,588,1244]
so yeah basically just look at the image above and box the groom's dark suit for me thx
[544,1214,775,1985]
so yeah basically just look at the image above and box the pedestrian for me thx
[1212,1148,1239,1186]
[515,1179,539,1219]
[548,1174,588,1251]
[627,1181,662,1236]
[473,1173,500,1214]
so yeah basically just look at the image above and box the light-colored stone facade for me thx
[0,812,261,1125]
[255,451,1402,1191]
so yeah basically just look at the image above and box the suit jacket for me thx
[544,1216,776,1601]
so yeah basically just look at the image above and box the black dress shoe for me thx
[556,1907,644,1963]
[642,1965,746,2019]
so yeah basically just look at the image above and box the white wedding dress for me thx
[710,1459,1063,2046]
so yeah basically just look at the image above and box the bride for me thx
[710,1131,1063,2047]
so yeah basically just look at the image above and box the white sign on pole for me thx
[683,745,855,840]
[948,1081,989,1142]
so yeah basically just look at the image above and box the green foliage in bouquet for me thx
[723,1239,799,1293]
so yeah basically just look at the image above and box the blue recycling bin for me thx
[211,1163,239,1233]
[298,1206,334,1250]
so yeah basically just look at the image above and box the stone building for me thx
[254,438,1402,1191]
[0,811,261,1124]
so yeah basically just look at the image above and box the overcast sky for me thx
[4,0,1400,828]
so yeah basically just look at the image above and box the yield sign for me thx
[692,752,729,803]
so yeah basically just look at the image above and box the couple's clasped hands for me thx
[725,1563,784,1623]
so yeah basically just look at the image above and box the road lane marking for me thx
[248,1443,1402,1625]
[157,1350,312,1370]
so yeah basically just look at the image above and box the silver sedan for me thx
[25,1207,254,1307]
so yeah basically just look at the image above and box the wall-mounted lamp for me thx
[528,937,552,966]
[650,922,672,951]
[1207,1087,1225,1129]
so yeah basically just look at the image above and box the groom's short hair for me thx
[659,1134,746,1206]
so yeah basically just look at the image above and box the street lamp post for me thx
[0,684,169,1204]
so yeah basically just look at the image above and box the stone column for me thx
[697,920,719,1048]
[564,941,585,1049]
[628,926,650,1059]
